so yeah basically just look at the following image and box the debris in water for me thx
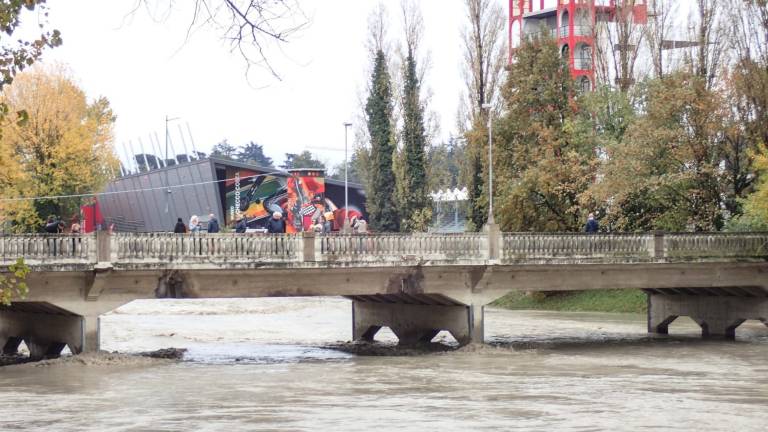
[140,348,188,359]
[326,341,455,356]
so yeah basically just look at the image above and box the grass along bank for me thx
[491,289,647,314]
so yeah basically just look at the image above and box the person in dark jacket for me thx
[207,213,220,233]
[44,216,60,234]
[266,211,286,233]
[235,215,247,233]
[585,213,599,233]
[173,217,187,233]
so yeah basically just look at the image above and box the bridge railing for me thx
[0,234,96,265]
[112,233,301,263]
[664,233,768,259]
[502,233,653,262]
[318,233,485,263]
[0,231,766,267]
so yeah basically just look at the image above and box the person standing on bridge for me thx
[174,217,187,234]
[207,214,220,233]
[189,215,201,233]
[267,211,286,234]
[235,215,247,233]
[585,213,599,233]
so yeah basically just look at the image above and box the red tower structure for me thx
[509,1,647,91]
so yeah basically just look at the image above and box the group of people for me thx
[234,211,286,234]
[43,216,81,234]
[173,214,221,234]
[171,211,369,235]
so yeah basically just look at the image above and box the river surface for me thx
[1,297,767,431]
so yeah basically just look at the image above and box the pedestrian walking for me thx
[585,213,599,233]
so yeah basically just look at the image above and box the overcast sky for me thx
[39,0,699,172]
[37,0,510,171]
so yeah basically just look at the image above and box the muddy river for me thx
[1,298,766,431]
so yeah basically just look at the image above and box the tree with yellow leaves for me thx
[0,66,119,232]
[729,144,768,231]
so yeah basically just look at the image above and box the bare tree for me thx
[645,0,679,78]
[720,0,768,212]
[400,0,439,145]
[366,2,389,55]
[687,0,726,89]
[594,0,646,91]
[458,0,507,131]
[135,0,309,80]
[728,0,768,65]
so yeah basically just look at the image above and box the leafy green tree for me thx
[210,139,238,160]
[0,259,29,306]
[462,122,489,231]
[427,137,463,192]
[280,151,325,170]
[594,72,725,231]
[728,143,768,230]
[398,43,430,231]
[493,35,598,232]
[365,49,400,232]
[237,141,273,167]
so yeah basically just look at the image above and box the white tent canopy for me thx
[430,187,468,203]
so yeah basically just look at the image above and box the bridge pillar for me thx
[352,301,484,346]
[647,293,768,340]
[0,303,103,360]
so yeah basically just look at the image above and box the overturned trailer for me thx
[92,158,367,233]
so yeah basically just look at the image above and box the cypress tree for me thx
[399,47,430,231]
[465,134,487,231]
[365,50,400,232]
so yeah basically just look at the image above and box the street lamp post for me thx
[343,122,353,232]
[164,115,180,214]
[481,103,494,225]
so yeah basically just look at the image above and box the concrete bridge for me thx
[1,229,767,359]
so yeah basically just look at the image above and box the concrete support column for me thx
[352,301,485,346]
[0,308,101,359]
[647,293,767,340]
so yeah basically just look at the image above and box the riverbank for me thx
[492,289,647,314]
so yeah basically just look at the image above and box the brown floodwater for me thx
[1,298,767,431]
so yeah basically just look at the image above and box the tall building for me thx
[509,0,647,91]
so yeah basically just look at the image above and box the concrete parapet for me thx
[647,293,768,339]
[0,303,102,360]
[352,301,484,346]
